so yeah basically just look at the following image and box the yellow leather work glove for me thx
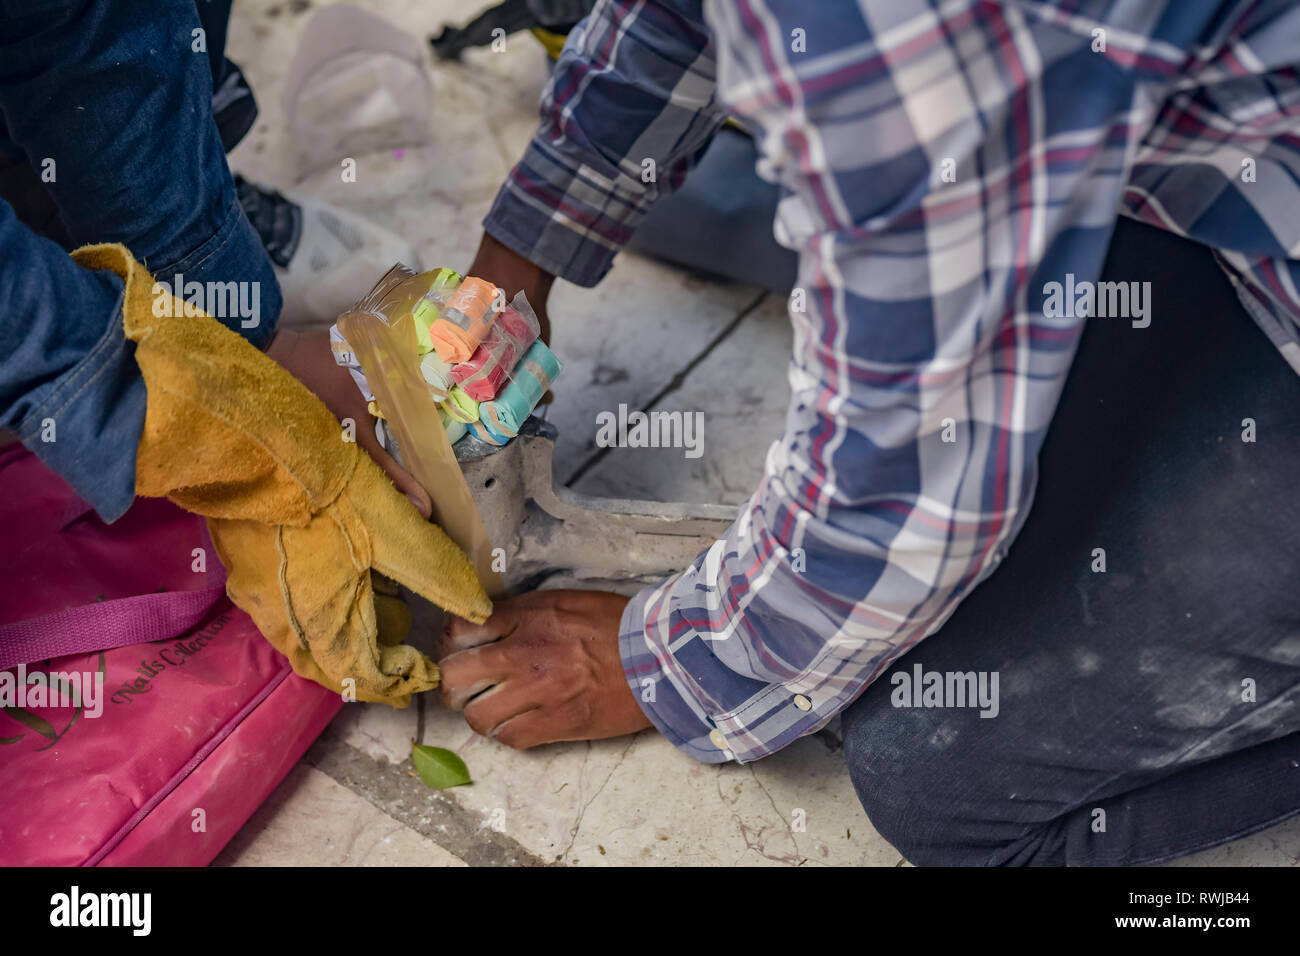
[73,244,492,707]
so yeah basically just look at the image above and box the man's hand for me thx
[266,327,433,518]
[438,590,653,749]
[466,232,554,343]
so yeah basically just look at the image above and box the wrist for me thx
[468,232,554,337]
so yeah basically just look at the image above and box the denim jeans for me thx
[0,0,279,522]
[842,218,1300,865]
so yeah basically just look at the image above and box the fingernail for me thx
[406,492,423,512]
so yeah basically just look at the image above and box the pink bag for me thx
[0,445,343,866]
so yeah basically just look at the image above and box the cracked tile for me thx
[571,292,792,504]
[215,765,466,866]
[1168,818,1300,866]
[415,702,886,866]
[329,700,420,766]
[546,263,771,479]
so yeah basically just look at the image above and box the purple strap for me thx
[0,586,227,671]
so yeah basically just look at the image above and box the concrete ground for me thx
[215,0,1300,866]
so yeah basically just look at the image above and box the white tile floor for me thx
[216,0,1300,867]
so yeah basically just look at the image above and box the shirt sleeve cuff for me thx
[483,136,650,288]
[619,580,737,764]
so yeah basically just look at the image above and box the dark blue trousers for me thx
[842,219,1300,865]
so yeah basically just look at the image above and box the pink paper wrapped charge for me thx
[450,293,541,402]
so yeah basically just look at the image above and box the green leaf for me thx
[411,744,471,789]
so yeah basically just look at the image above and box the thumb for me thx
[355,416,433,519]
[348,454,493,624]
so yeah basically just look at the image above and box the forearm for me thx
[481,0,725,291]
[465,232,556,342]
[612,0,1164,764]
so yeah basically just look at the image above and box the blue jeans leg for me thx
[0,0,279,345]
[0,0,281,520]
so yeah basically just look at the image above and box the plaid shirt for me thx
[483,0,1300,763]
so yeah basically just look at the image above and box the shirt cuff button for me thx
[708,728,728,749]
[793,694,812,711]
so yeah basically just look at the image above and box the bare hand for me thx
[438,590,652,749]
[466,232,554,344]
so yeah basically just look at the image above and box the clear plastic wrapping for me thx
[419,352,454,402]
[335,264,503,596]
[330,262,564,597]
[330,324,375,402]
[442,385,480,424]
[450,292,541,402]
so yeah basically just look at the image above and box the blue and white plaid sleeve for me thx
[491,0,1300,763]
[483,0,726,286]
